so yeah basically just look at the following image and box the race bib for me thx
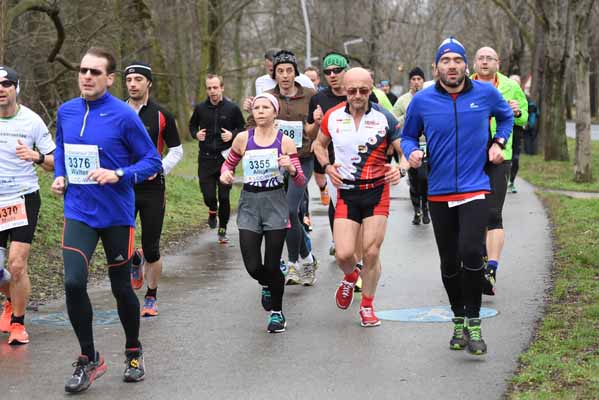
[276,120,303,148]
[448,194,485,208]
[0,197,28,232]
[64,144,100,185]
[242,148,279,183]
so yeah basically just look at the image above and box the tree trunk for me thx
[233,12,244,104]
[174,0,190,139]
[574,0,595,182]
[540,0,571,161]
[0,0,8,65]
[591,58,598,118]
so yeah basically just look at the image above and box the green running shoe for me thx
[465,318,487,355]
[449,317,467,350]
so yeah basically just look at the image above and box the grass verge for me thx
[518,138,599,192]
[508,194,599,398]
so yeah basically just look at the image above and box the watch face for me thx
[116,169,124,177]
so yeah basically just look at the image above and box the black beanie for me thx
[124,61,152,81]
[271,50,299,79]
[409,67,425,80]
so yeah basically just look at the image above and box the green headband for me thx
[323,53,348,69]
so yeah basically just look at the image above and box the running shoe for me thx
[261,286,272,311]
[320,187,330,205]
[412,209,422,225]
[0,300,12,333]
[509,182,518,193]
[301,260,317,286]
[279,259,288,277]
[464,318,487,355]
[359,306,381,327]
[8,322,29,345]
[141,296,158,317]
[449,317,467,350]
[64,353,107,393]
[130,248,145,290]
[303,215,313,232]
[123,348,145,382]
[482,268,496,296]
[208,212,217,229]
[267,311,286,333]
[329,242,336,256]
[335,278,356,309]
[217,227,229,244]
[422,209,431,224]
[285,263,301,285]
[354,276,363,293]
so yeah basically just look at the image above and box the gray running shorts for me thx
[236,188,289,233]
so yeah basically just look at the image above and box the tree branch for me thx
[491,0,535,48]
[210,0,255,38]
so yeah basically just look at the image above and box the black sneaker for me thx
[261,286,272,311]
[449,317,467,350]
[208,213,217,229]
[217,227,229,244]
[422,209,431,224]
[267,311,286,333]
[412,209,422,225]
[482,268,496,296]
[465,318,487,355]
[65,353,107,393]
[123,348,145,382]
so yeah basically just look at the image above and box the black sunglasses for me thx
[323,67,345,76]
[79,67,104,76]
[346,87,370,96]
[0,80,16,88]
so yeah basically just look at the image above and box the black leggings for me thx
[429,199,488,318]
[485,162,510,230]
[62,219,141,360]
[239,229,286,311]
[408,164,428,211]
[199,160,231,229]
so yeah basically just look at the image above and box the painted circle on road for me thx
[377,306,498,322]
[31,310,121,326]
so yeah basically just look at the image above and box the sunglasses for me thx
[323,67,345,76]
[0,80,16,88]
[346,87,370,96]
[79,67,104,76]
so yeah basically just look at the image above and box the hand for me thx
[313,105,323,125]
[15,139,38,162]
[325,163,343,187]
[408,150,424,168]
[220,170,234,185]
[508,100,520,115]
[87,168,119,185]
[221,128,233,142]
[147,173,158,181]
[243,97,254,112]
[489,143,505,164]
[278,154,292,171]
[51,176,66,195]
[197,129,207,141]
[399,156,411,171]
[386,146,395,156]
[384,164,401,185]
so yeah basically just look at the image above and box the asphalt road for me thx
[0,178,552,399]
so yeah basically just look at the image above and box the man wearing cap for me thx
[254,49,314,95]
[189,74,245,242]
[402,37,513,356]
[471,47,528,296]
[0,66,55,345]
[380,80,398,105]
[393,67,429,225]
[51,47,162,392]
[124,61,183,317]
[248,50,318,286]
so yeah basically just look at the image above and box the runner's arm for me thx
[281,135,305,187]
[161,111,183,175]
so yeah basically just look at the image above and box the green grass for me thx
[20,145,240,305]
[508,194,599,399]
[518,138,599,192]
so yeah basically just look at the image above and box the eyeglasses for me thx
[0,80,16,88]
[476,56,497,62]
[79,67,104,76]
[323,67,345,76]
[346,87,370,96]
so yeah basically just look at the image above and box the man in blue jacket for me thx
[51,47,162,393]
[401,37,513,356]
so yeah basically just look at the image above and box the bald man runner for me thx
[313,67,403,328]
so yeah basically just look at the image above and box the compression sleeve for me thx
[289,153,306,187]
[161,144,183,175]
[221,149,242,174]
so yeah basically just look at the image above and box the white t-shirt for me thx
[0,105,55,198]
[255,73,315,95]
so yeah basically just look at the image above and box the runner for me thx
[304,66,326,92]
[220,93,305,333]
[0,65,55,345]
[51,47,162,392]
[392,67,429,225]
[471,46,528,295]
[255,49,314,95]
[402,37,513,355]
[379,79,398,105]
[313,67,403,328]
[124,61,183,317]
[189,74,245,242]
[248,50,318,286]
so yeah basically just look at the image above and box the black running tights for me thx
[429,199,488,318]
[62,219,141,360]
[239,229,286,311]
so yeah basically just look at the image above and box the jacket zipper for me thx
[453,97,459,192]
[79,101,90,137]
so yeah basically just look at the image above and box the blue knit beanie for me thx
[435,37,467,65]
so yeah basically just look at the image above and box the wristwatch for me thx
[115,168,125,180]
[493,138,506,150]
[34,151,45,165]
